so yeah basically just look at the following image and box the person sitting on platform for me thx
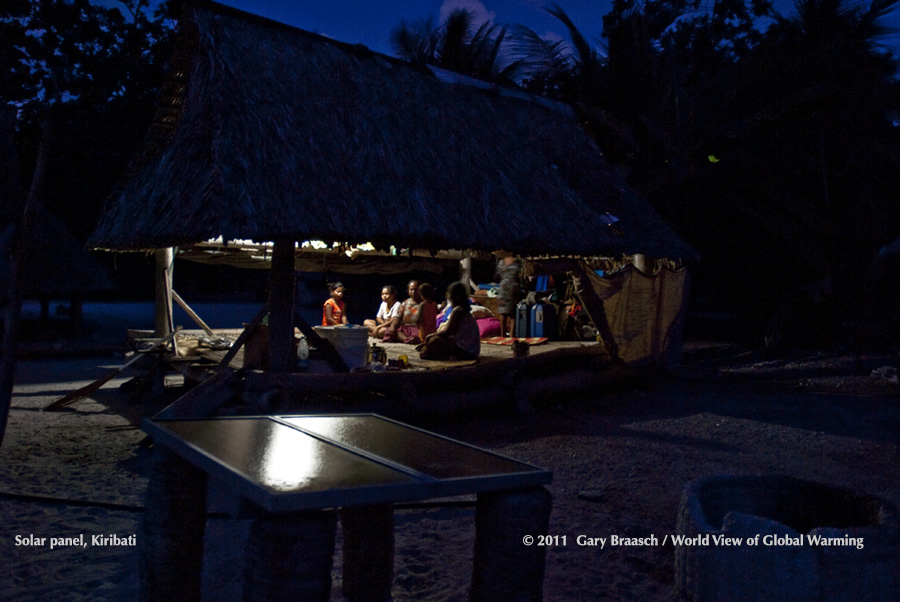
[397,280,424,344]
[417,282,439,342]
[322,282,348,326]
[364,285,401,341]
[417,281,480,361]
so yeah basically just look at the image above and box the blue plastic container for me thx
[515,301,530,338]
[529,302,556,339]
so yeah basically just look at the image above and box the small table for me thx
[141,414,553,602]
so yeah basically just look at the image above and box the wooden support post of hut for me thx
[632,253,647,274]
[154,247,174,337]
[460,253,474,292]
[267,238,298,374]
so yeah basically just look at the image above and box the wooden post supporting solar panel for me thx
[242,510,336,602]
[140,445,208,602]
[341,504,395,602]
[470,487,552,602]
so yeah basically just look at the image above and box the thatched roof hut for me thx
[89,1,693,260]
[88,1,697,372]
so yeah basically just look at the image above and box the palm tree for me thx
[389,15,441,67]
[506,25,573,96]
[506,3,605,102]
[390,9,522,86]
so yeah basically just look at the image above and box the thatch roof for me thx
[89,1,694,259]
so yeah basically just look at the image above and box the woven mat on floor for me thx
[481,337,548,346]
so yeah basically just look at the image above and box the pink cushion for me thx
[477,317,501,338]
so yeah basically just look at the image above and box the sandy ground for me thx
[1,340,899,601]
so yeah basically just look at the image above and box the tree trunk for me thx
[0,113,51,449]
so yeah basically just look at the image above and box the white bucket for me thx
[313,326,370,370]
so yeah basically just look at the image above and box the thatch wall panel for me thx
[90,2,694,259]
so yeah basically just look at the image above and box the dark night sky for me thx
[97,0,900,59]
[208,0,900,57]
[215,0,608,56]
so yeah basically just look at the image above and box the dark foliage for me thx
[2,0,176,240]
[502,0,900,345]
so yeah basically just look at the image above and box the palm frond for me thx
[390,16,439,65]
[859,0,900,40]
[545,2,601,70]
[508,25,574,76]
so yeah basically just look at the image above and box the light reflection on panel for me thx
[257,424,321,491]
[283,416,539,480]
[158,419,416,493]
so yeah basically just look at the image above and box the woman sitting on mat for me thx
[364,285,401,341]
[418,282,480,361]
[397,280,424,344]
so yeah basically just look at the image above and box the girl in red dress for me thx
[322,282,348,326]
